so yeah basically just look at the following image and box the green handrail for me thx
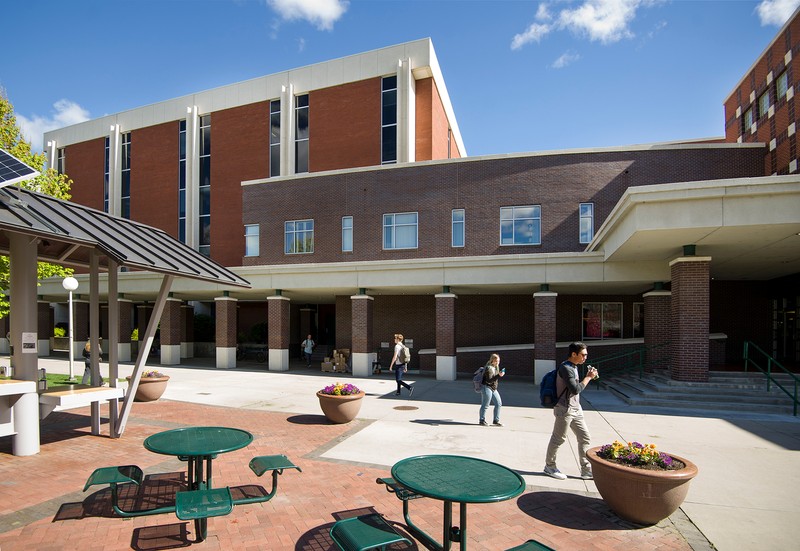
[743,341,799,416]
[583,342,671,387]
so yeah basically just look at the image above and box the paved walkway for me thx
[1,357,799,550]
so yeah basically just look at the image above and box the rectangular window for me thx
[285,219,314,254]
[104,137,110,213]
[342,216,353,252]
[758,90,770,118]
[451,209,464,247]
[178,120,186,243]
[579,203,594,244]
[199,114,211,257]
[381,76,397,164]
[500,205,541,245]
[56,148,65,174]
[383,212,418,249]
[777,70,789,99]
[743,107,753,133]
[295,94,308,174]
[582,302,623,340]
[121,132,131,219]
[633,302,644,339]
[244,224,260,257]
[270,99,280,177]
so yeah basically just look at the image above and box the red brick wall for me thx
[268,297,290,349]
[215,298,237,347]
[133,123,179,236]
[670,259,710,382]
[65,138,105,210]
[435,295,456,356]
[643,292,670,371]
[534,294,556,361]
[415,77,461,161]
[350,296,373,354]
[160,299,182,345]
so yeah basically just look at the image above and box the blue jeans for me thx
[394,363,411,393]
[479,385,502,423]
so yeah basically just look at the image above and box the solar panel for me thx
[0,148,41,188]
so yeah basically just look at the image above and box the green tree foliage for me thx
[0,91,74,317]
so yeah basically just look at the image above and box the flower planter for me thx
[316,391,365,423]
[586,446,698,525]
[126,375,170,402]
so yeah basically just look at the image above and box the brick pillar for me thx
[670,256,711,382]
[160,298,182,365]
[74,300,90,359]
[351,294,374,377]
[643,290,671,372]
[534,291,557,384]
[37,300,51,356]
[435,292,457,381]
[268,294,290,371]
[117,298,133,362]
[181,304,195,359]
[215,296,237,369]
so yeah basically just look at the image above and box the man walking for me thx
[543,341,599,480]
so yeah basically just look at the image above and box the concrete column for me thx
[534,291,558,384]
[116,298,133,362]
[160,297,182,365]
[350,294,375,377]
[181,304,195,358]
[670,256,711,382]
[643,290,671,372]
[37,300,51,356]
[215,296,237,369]
[435,292,457,381]
[268,295,290,371]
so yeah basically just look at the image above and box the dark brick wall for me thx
[160,299,182,345]
[644,292,671,371]
[671,259,710,382]
[215,298,237,348]
[268,297,290,349]
[119,301,132,344]
[710,280,773,363]
[351,296,373,354]
[534,294,556,361]
[435,295,456,356]
[181,305,194,342]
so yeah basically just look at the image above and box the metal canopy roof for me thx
[0,185,250,288]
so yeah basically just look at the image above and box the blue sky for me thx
[3,0,800,157]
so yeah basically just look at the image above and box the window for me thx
[295,94,308,174]
[582,302,622,340]
[743,107,753,133]
[381,76,397,164]
[758,90,770,118]
[383,212,418,249]
[179,120,186,243]
[633,302,644,339]
[270,99,280,177]
[285,219,314,254]
[104,137,110,213]
[342,216,353,252]
[121,132,131,219]
[452,209,464,247]
[500,205,541,245]
[199,114,211,257]
[244,224,260,256]
[777,70,789,99]
[579,203,594,244]
[56,148,65,174]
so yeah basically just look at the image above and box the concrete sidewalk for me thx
[3,356,799,550]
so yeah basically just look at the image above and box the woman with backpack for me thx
[389,333,414,397]
[479,353,505,426]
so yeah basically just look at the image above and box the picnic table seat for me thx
[229,454,302,505]
[175,486,234,520]
[375,477,421,501]
[506,539,556,551]
[83,465,176,518]
[330,513,411,551]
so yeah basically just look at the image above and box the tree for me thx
[0,90,74,318]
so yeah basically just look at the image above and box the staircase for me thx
[600,369,798,415]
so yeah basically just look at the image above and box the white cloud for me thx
[756,0,800,26]
[552,50,581,68]
[268,0,349,31]
[17,99,90,153]
[512,0,658,50]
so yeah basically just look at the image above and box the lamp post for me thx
[62,277,79,383]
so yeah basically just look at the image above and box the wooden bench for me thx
[330,513,411,551]
[506,539,556,551]
[39,385,124,418]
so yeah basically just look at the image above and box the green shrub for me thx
[53,327,66,338]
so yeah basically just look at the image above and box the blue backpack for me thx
[539,368,564,407]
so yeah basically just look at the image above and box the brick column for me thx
[37,300,51,356]
[181,304,195,359]
[74,299,89,359]
[268,294,290,371]
[643,289,671,372]
[435,292,457,381]
[534,290,557,384]
[350,293,374,377]
[117,298,133,362]
[215,296,237,369]
[160,297,182,365]
[670,256,711,382]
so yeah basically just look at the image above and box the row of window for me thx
[244,204,595,256]
[582,302,644,340]
[742,69,789,134]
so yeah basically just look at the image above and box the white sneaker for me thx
[580,469,593,480]
[544,466,567,480]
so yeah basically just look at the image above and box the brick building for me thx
[37,37,800,383]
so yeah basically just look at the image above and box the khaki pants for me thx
[545,404,591,471]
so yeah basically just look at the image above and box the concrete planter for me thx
[316,391,365,423]
[586,446,698,525]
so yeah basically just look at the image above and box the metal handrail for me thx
[743,341,799,416]
[581,342,671,387]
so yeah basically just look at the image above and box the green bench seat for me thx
[83,465,144,491]
[330,513,411,551]
[375,477,421,501]
[175,486,234,521]
[506,539,556,551]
